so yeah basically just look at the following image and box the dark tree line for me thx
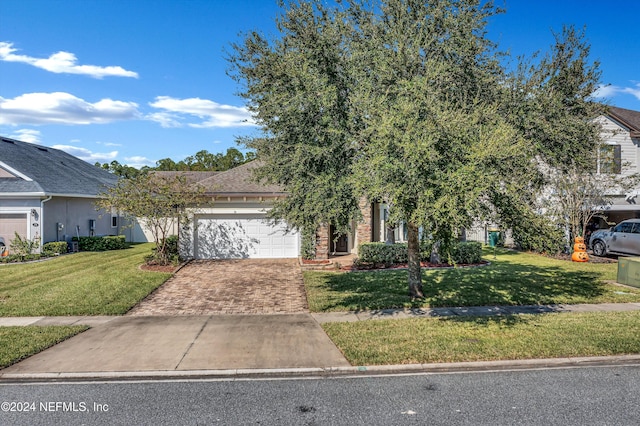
[95,148,256,177]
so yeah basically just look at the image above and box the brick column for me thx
[355,197,372,248]
[315,224,330,259]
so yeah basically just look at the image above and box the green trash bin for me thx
[488,229,500,248]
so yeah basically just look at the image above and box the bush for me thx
[358,242,408,266]
[42,242,68,256]
[76,235,127,251]
[9,232,40,260]
[164,235,179,259]
[358,241,483,265]
[452,241,482,264]
[145,235,180,265]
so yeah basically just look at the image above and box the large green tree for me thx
[230,0,602,298]
[230,0,361,238]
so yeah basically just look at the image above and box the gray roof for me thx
[196,160,286,195]
[0,137,118,196]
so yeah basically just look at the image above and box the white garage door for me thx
[0,213,28,247]
[194,214,300,259]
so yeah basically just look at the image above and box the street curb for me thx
[2,355,639,382]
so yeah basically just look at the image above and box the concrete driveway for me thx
[2,259,352,375]
[128,259,309,315]
[1,315,351,375]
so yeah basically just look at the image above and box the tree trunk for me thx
[407,221,424,298]
[385,224,396,244]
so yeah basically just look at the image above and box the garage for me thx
[194,214,300,259]
[0,213,28,248]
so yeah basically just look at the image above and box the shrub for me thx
[358,241,483,265]
[42,241,68,256]
[452,241,482,264]
[145,235,180,265]
[165,235,179,258]
[77,235,127,251]
[358,242,408,266]
[9,232,40,260]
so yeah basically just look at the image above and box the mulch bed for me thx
[301,259,331,265]
[139,263,179,273]
[344,260,490,271]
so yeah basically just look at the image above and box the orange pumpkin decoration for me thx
[572,236,589,262]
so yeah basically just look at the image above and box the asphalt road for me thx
[1,365,639,425]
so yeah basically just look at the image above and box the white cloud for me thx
[148,96,256,128]
[124,156,155,168]
[97,141,122,147]
[8,129,41,143]
[52,145,118,163]
[0,92,140,125]
[0,42,138,79]
[621,83,640,101]
[594,82,640,101]
[146,111,183,128]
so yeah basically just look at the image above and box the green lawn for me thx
[305,248,640,312]
[0,326,88,368]
[0,243,171,316]
[323,311,640,365]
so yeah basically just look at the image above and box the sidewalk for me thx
[2,302,640,327]
[2,303,640,381]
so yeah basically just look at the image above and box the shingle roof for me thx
[0,137,118,196]
[196,160,286,195]
[151,170,220,184]
[608,106,640,137]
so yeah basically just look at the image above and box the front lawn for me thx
[323,311,640,365]
[305,248,640,312]
[0,243,171,316]
[0,326,88,368]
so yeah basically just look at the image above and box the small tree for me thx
[9,232,41,260]
[97,173,206,265]
[544,161,640,247]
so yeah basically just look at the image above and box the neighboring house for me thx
[593,106,640,224]
[177,161,382,260]
[0,137,119,252]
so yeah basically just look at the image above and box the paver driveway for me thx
[127,259,308,315]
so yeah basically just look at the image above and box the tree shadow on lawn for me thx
[318,261,619,311]
[437,313,533,328]
[426,261,607,307]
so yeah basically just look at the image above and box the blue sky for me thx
[1,0,639,168]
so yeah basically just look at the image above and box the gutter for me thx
[39,196,52,251]
[0,192,103,198]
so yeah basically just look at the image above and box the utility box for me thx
[617,257,640,288]
[488,229,501,248]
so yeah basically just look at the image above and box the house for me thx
[593,105,640,224]
[0,137,118,252]
[165,105,640,260]
[177,161,383,260]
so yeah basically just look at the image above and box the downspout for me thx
[40,196,52,251]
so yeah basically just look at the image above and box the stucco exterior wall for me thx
[42,197,114,243]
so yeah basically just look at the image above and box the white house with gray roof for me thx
[0,136,119,252]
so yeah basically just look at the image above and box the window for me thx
[598,144,621,174]
[614,222,633,233]
[111,215,118,228]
